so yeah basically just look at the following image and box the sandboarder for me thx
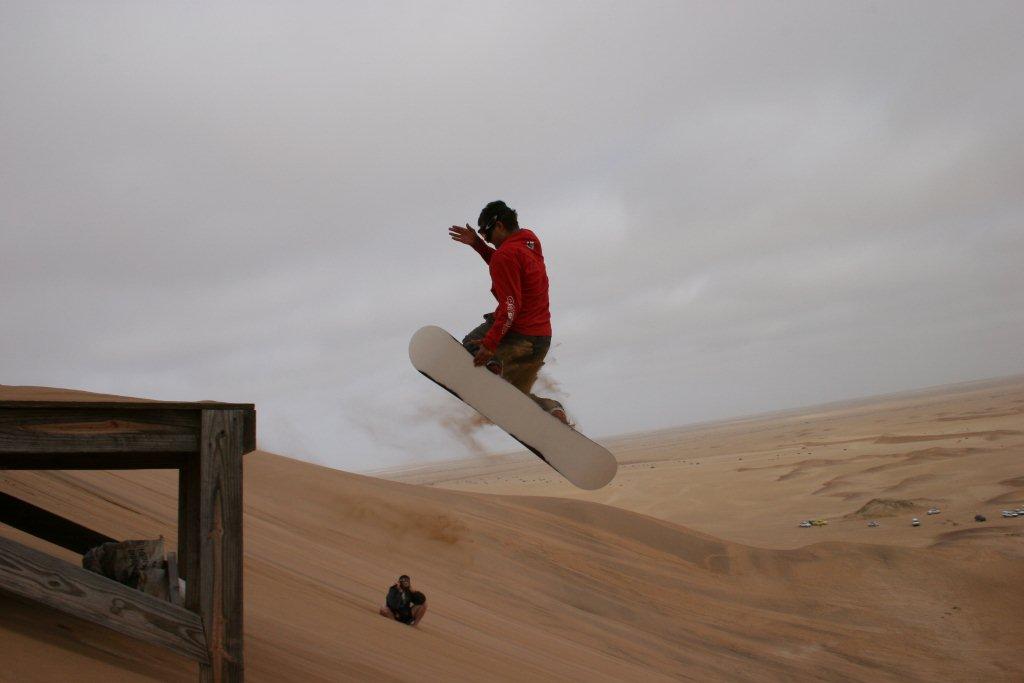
[448,200,569,425]
[409,324,618,489]
[379,575,427,626]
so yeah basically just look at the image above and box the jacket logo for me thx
[526,240,535,250]
[502,296,515,334]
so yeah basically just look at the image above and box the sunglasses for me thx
[478,214,499,240]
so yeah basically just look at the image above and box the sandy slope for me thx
[383,375,1024,550]
[1,377,1023,681]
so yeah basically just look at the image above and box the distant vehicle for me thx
[799,521,812,528]
[927,508,940,515]
[1001,511,1018,518]
[975,514,987,522]
[912,518,921,526]
[810,519,828,526]
[868,521,880,528]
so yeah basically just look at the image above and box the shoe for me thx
[549,407,570,426]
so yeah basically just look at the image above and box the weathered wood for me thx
[0,451,187,470]
[0,408,199,454]
[198,409,245,682]
[242,409,256,455]
[167,552,181,607]
[0,491,116,554]
[0,398,254,681]
[178,467,188,582]
[0,534,209,664]
[0,401,255,411]
[180,456,201,587]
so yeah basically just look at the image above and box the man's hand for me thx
[449,223,480,246]
[473,345,495,367]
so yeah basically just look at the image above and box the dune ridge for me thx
[847,498,917,518]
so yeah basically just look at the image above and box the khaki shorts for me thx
[462,313,563,414]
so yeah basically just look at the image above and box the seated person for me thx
[378,574,427,626]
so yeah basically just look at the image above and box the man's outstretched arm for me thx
[449,223,494,263]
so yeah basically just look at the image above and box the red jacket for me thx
[471,228,552,351]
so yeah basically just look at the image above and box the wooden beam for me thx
[178,466,188,582]
[179,457,201,585]
[0,408,199,455]
[242,409,256,455]
[0,491,116,554]
[0,534,209,664]
[167,552,182,607]
[198,409,245,682]
[0,452,187,470]
[0,401,255,411]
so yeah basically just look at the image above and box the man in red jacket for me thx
[449,200,569,425]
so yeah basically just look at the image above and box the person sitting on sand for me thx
[379,575,427,626]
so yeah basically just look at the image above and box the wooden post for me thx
[198,410,244,682]
[168,552,182,607]
[179,456,201,585]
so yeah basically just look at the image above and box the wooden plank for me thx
[0,491,116,554]
[198,409,245,682]
[178,467,188,582]
[0,408,199,454]
[167,552,181,607]
[0,452,187,470]
[0,401,255,410]
[242,409,256,455]
[180,456,201,587]
[0,534,208,664]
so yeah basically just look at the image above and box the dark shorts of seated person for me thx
[389,591,426,625]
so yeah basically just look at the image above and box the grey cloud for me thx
[2,2,1022,469]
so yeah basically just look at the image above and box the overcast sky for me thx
[2,1,1021,471]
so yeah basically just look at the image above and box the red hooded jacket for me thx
[471,228,552,351]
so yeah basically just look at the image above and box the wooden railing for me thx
[0,398,254,682]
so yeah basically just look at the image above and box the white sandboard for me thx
[409,325,617,490]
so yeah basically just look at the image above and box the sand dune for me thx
[2,376,1023,680]
[385,375,1024,550]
